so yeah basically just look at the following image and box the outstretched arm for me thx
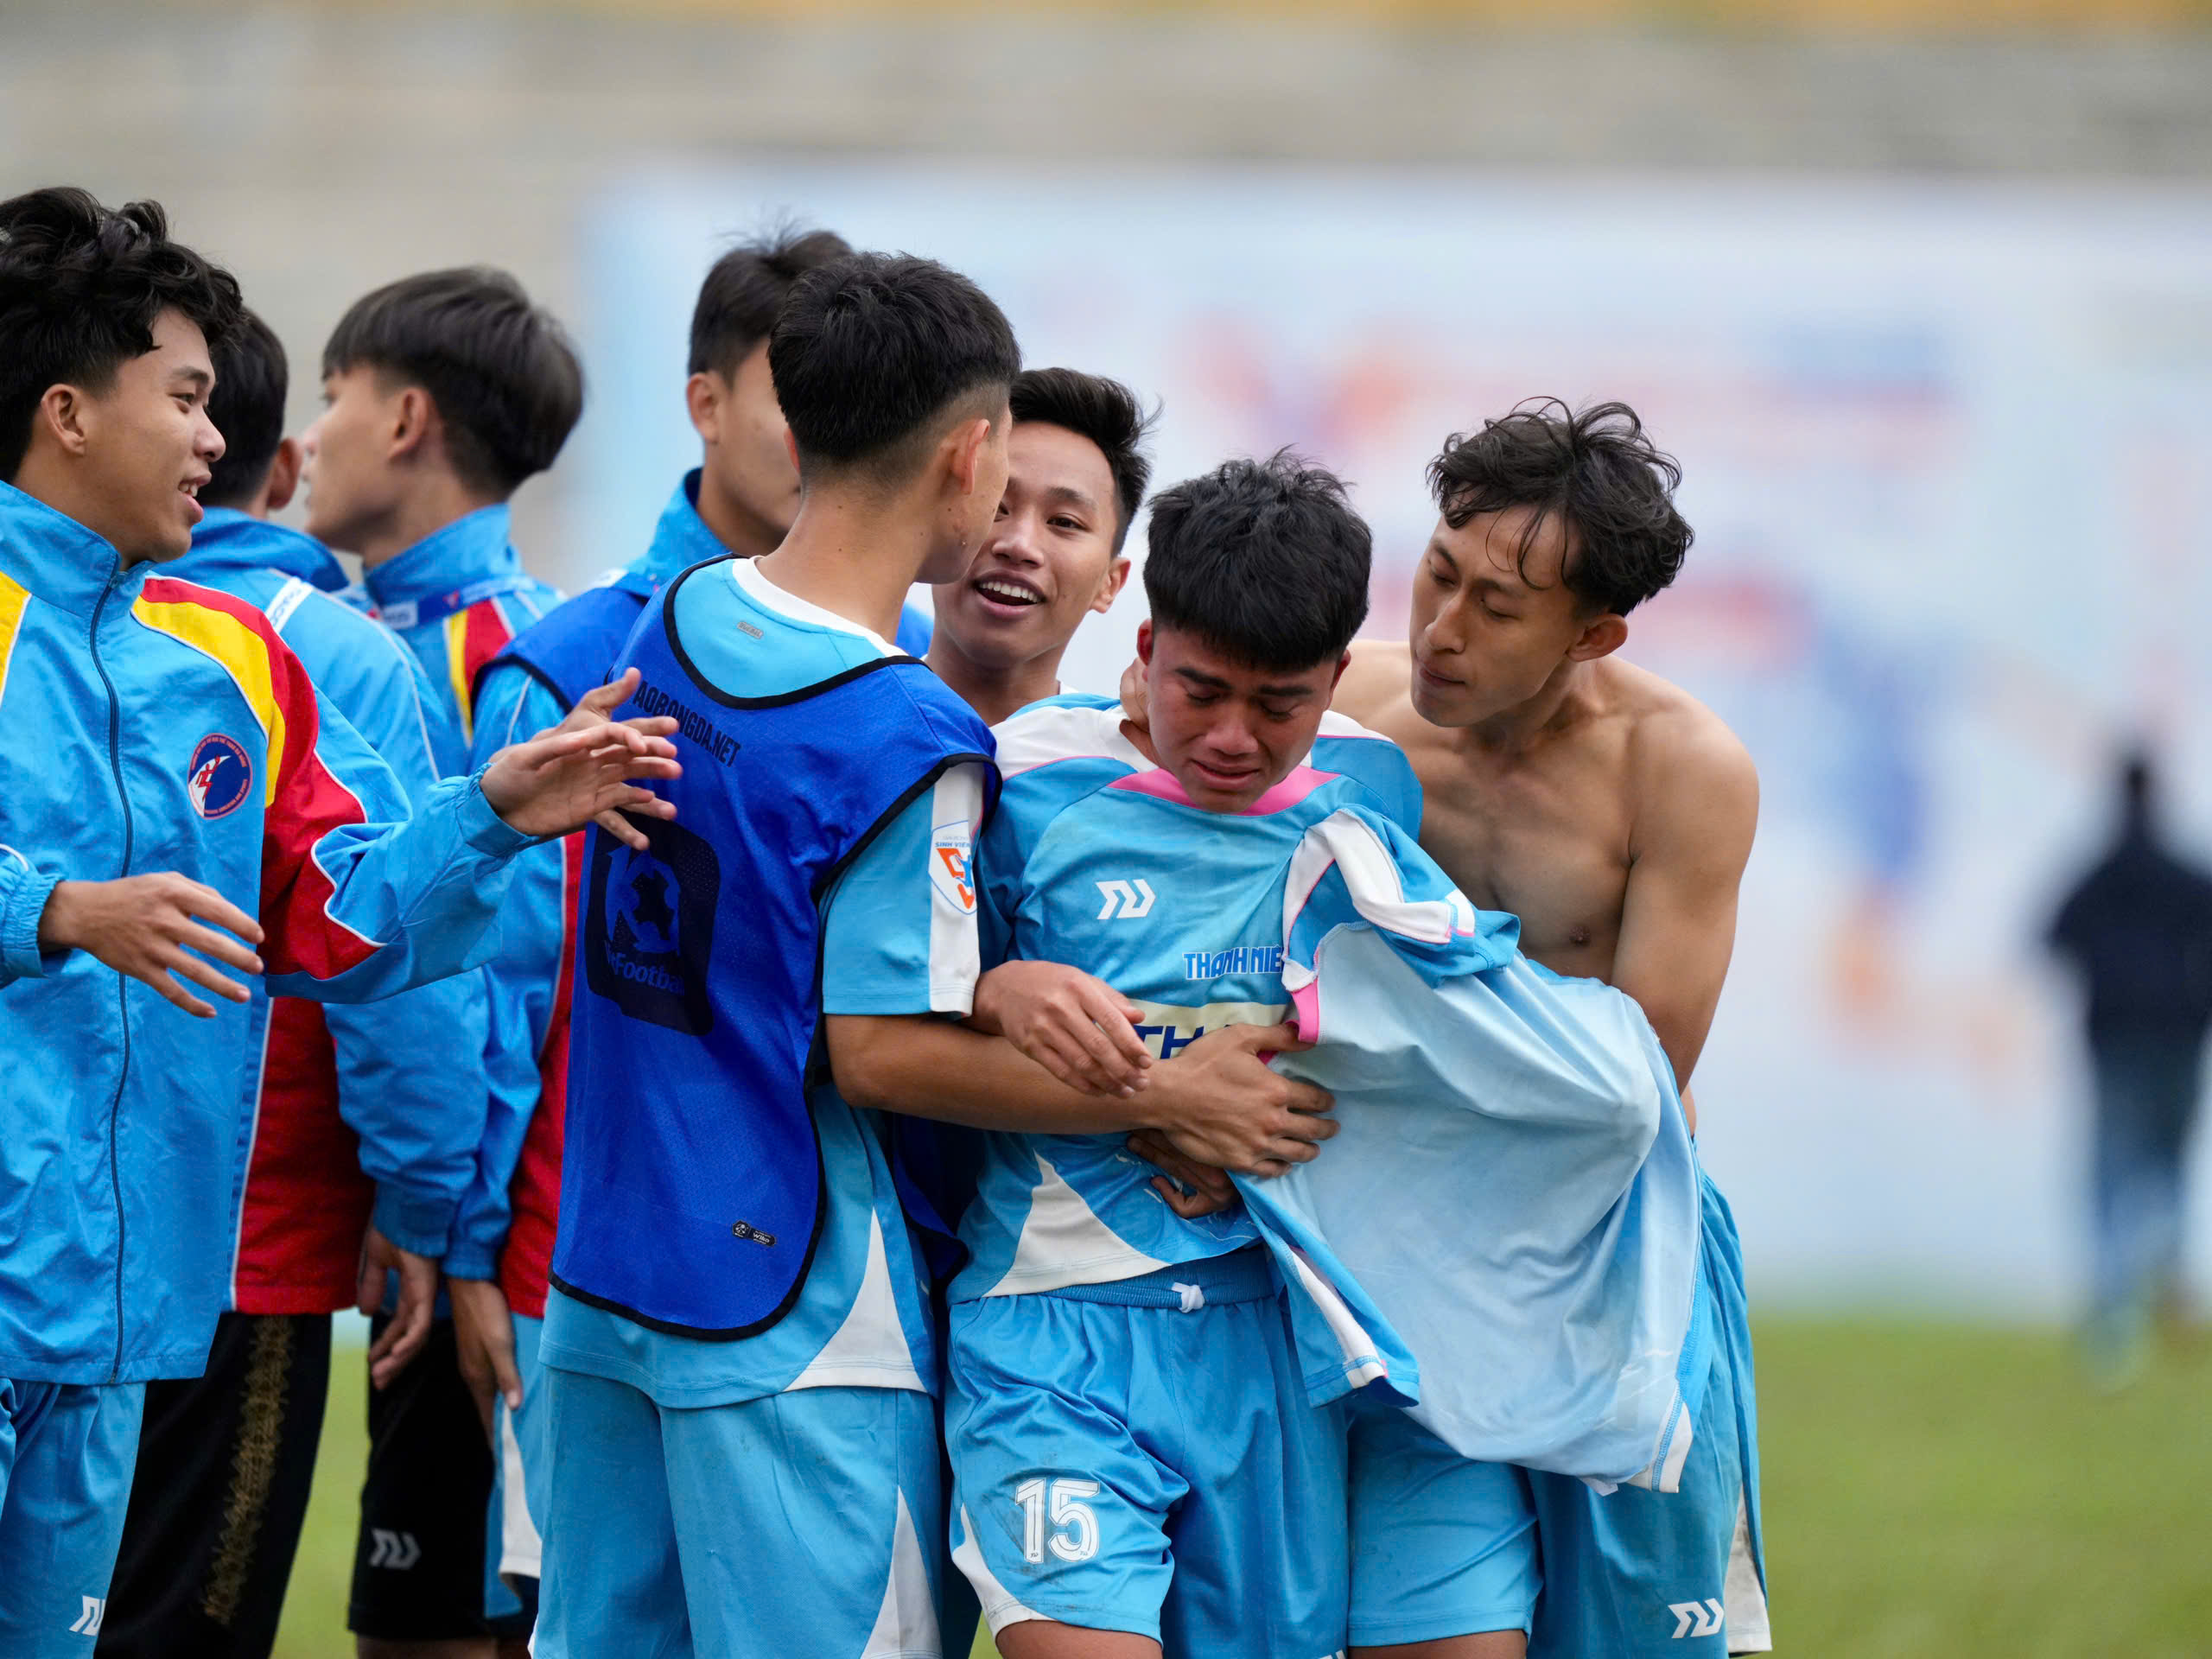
[1611,709,1759,1100]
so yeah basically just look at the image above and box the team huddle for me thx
[0,188,1768,1659]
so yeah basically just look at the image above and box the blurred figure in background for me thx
[2046,750,2212,1386]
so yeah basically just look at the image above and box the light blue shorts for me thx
[1528,1170,1770,1656]
[945,1248,1350,1658]
[483,1309,545,1618]
[0,1376,145,1656]
[1348,1402,1539,1645]
[533,1371,946,1659]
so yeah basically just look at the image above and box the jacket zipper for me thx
[89,569,134,1382]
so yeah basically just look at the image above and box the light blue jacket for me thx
[361,504,562,766]
[165,510,487,1270]
[0,482,531,1382]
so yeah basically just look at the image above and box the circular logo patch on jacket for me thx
[187,734,253,819]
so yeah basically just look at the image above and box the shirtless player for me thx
[1132,399,1769,1656]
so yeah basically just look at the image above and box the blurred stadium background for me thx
[8,0,2211,1652]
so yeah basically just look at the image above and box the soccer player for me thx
[446,226,861,1633]
[943,453,1406,1659]
[296,265,579,1659]
[537,254,1332,1657]
[302,267,575,764]
[0,185,677,1659]
[924,366,1138,728]
[96,310,487,1659]
[1137,401,1768,1656]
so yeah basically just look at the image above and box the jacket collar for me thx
[168,508,351,593]
[364,504,517,612]
[0,479,144,619]
[633,470,732,590]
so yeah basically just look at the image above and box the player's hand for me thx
[482,668,683,849]
[1142,1022,1335,1178]
[358,1227,438,1390]
[448,1274,523,1440]
[1128,1129,1236,1218]
[36,874,264,1018]
[970,961,1153,1097]
[1117,655,1151,734]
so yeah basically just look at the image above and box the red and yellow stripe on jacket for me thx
[447,599,519,748]
[133,577,385,983]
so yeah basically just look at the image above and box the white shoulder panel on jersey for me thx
[990,700,1146,780]
[1312,707,1395,746]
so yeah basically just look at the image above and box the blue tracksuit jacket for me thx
[0,482,531,1383]
[163,510,487,1285]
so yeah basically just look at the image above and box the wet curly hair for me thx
[1427,397,1691,617]
[0,187,243,482]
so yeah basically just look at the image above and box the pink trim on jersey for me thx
[1108,763,1338,816]
[1290,981,1322,1046]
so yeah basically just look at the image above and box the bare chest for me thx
[1391,722,1635,981]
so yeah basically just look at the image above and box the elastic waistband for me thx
[1041,1247,1276,1309]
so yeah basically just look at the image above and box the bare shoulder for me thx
[1604,658,1758,841]
[1334,639,1413,725]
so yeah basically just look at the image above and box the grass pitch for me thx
[273,1317,2212,1657]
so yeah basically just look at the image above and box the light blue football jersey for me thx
[958,694,1707,1491]
[953,694,1421,1302]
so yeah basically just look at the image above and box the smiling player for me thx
[0,186,677,1659]
[925,367,1141,727]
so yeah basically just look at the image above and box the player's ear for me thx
[262,436,303,513]
[389,384,433,465]
[1568,612,1629,663]
[783,428,802,477]
[684,372,721,446]
[1135,618,1154,665]
[945,416,992,499]
[1326,649,1352,693]
[1092,556,1132,615]
[35,383,93,460]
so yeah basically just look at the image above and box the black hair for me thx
[1427,397,1691,617]
[689,226,854,381]
[1010,367,1154,552]
[768,252,1020,479]
[1143,450,1370,671]
[0,187,243,482]
[203,308,288,510]
[321,268,582,497]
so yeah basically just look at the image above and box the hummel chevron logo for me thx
[368,1529,422,1570]
[67,1597,105,1636]
[1095,879,1156,920]
[1669,1599,1724,1639]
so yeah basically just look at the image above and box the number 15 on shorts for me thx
[1016,1477,1101,1563]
